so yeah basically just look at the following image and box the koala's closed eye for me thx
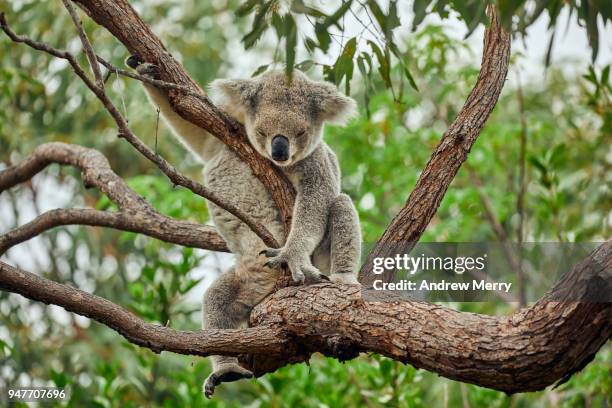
[256,129,267,137]
[296,129,307,137]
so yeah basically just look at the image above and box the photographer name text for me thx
[372,279,512,293]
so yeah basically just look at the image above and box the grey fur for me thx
[128,61,361,397]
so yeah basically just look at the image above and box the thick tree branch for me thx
[360,8,511,283]
[248,240,611,393]
[0,142,228,253]
[0,240,609,393]
[0,261,286,356]
[73,0,296,234]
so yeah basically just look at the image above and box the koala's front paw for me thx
[125,55,161,80]
[260,248,329,284]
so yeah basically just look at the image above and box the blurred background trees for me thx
[0,0,610,406]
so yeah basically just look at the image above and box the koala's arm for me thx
[287,147,339,256]
[127,58,222,162]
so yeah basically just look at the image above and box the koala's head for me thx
[210,69,356,167]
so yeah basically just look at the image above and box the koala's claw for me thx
[125,54,143,69]
[260,248,281,258]
[137,63,161,79]
[260,247,326,284]
[264,259,286,269]
[125,55,161,80]
[261,248,287,270]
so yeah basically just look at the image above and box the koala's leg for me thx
[201,268,253,398]
[329,193,361,285]
[125,55,222,161]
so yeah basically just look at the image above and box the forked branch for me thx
[0,142,228,254]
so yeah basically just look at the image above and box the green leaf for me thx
[601,65,610,86]
[291,0,327,18]
[412,0,431,30]
[285,15,298,77]
[388,42,418,91]
[333,37,357,94]
[315,23,331,52]
[242,0,274,48]
[236,0,261,17]
[252,63,270,77]
[295,60,315,71]
[322,1,353,30]
[368,40,391,89]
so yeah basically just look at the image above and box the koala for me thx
[126,55,362,398]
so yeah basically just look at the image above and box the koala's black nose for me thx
[271,135,289,162]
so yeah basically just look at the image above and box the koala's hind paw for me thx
[300,264,329,284]
[203,365,253,399]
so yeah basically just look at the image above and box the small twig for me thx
[515,71,528,307]
[62,0,104,88]
[468,168,523,263]
[155,107,160,154]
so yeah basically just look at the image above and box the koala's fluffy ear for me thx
[317,83,358,126]
[209,78,257,122]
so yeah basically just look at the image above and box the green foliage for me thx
[0,1,610,407]
[235,0,610,100]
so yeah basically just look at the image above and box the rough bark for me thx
[246,241,611,393]
[360,9,511,284]
[1,241,609,394]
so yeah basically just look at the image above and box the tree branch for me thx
[0,13,279,249]
[62,0,104,88]
[0,239,609,393]
[73,0,296,235]
[0,142,228,253]
[0,260,286,356]
[360,7,511,283]
[0,208,228,255]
